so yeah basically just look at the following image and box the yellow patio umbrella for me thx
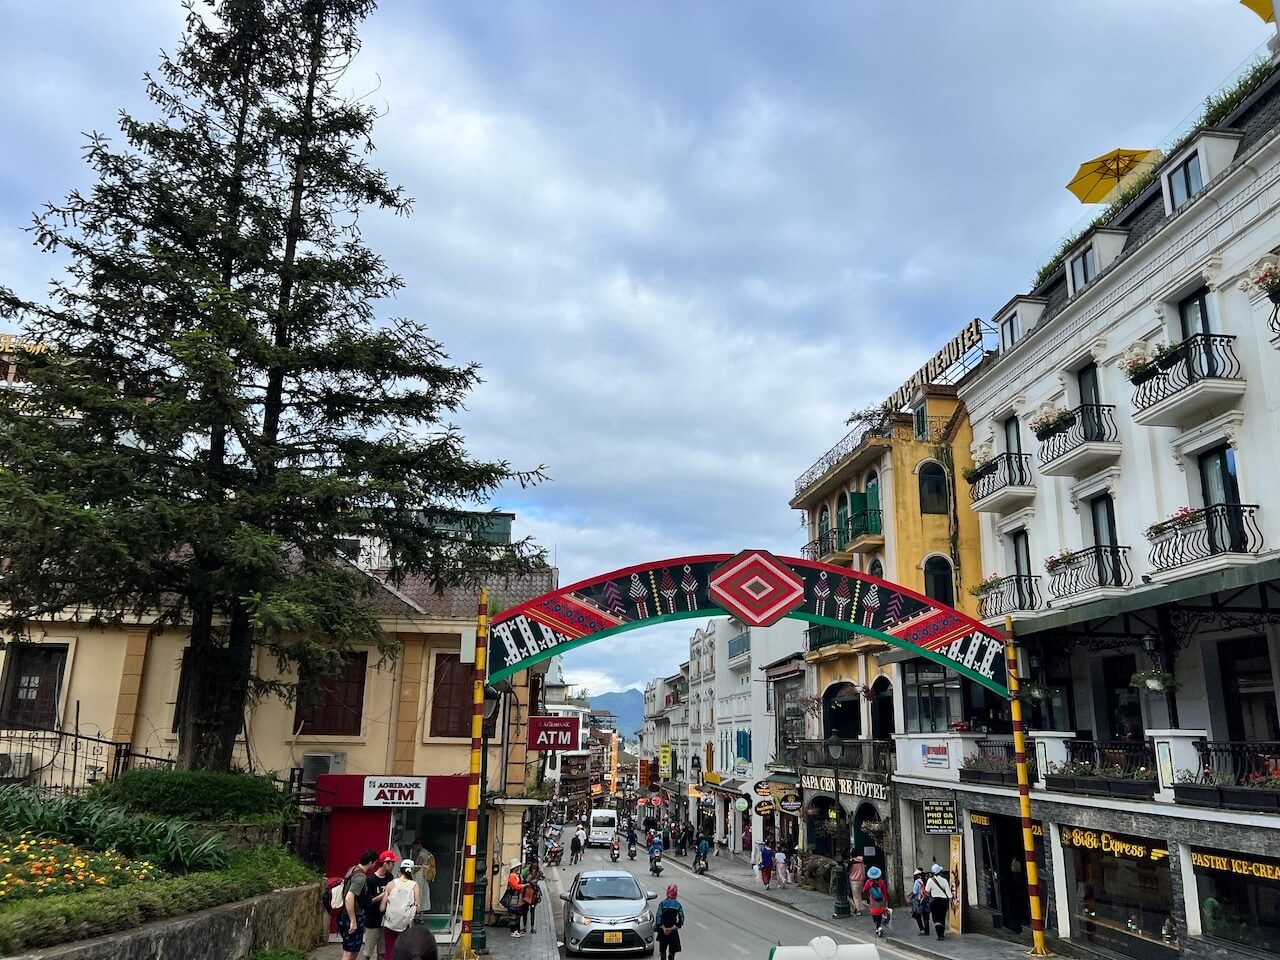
[1241,0,1276,24]
[1065,148,1159,204]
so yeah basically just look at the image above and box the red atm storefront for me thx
[317,774,469,935]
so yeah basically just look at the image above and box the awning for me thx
[703,779,745,797]
[764,772,800,787]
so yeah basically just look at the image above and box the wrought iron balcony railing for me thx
[975,574,1041,619]
[1037,404,1119,466]
[1132,334,1243,414]
[798,738,896,774]
[794,418,952,495]
[1148,503,1264,571]
[801,510,885,561]
[1192,740,1280,785]
[1046,545,1132,599]
[959,736,1039,782]
[1065,738,1156,778]
[805,624,850,652]
[968,453,1033,503]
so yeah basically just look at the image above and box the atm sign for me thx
[529,715,582,751]
[363,776,427,807]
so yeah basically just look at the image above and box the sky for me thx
[0,2,1271,697]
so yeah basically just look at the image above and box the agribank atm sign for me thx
[363,776,427,807]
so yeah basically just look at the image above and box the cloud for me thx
[0,0,1269,696]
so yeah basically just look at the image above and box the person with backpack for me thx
[862,866,891,938]
[381,859,421,958]
[926,863,953,940]
[337,849,379,960]
[517,862,542,936]
[359,851,397,959]
[909,868,930,935]
[655,883,684,960]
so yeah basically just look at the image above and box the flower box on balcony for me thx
[1221,785,1280,813]
[1172,783,1224,808]
[1044,774,1156,799]
[1155,342,1185,370]
[1044,774,1082,794]
[1030,409,1077,442]
[1107,778,1158,800]
[959,769,1004,786]
[962,461,997,484]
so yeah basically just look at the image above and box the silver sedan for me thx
[560,870,658,956]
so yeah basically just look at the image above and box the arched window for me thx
[918,462,948,514]
[818,505,830,537]
[923,556,955,607]
[869,557,884,579]
[864,471,882,534]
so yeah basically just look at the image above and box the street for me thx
[543,846,919,960]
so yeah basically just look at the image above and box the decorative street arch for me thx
[488,549,1009,696]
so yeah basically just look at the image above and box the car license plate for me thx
[603,932,623,944]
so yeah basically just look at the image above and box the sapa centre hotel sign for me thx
[363,776,427,807]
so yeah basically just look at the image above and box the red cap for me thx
[380,850,397,864]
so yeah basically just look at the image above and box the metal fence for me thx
[0,727,174,794]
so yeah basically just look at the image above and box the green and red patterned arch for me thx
[488,549,1009,696]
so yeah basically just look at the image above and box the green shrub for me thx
[0,788,229,873]
[98,770,295,823]
[251,950,309,960]
[0,847,317,954]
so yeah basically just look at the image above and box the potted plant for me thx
[1120,352,1159,385]
[1151,340,1184,370]
[1144,505,1204,541]
[1028,407,1077,441]
[1045,759,1100,794]
[1254,264,1280,304]
[1221,771,1280,812]
[1130,670,1179,693]
[1173,768,1225,808]
[968,573,1002,597]
[1043,550,1081,574]
[962,460,996,484]
[1106,764,1159,799]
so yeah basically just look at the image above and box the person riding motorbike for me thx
[648,837,664,875]
[610,837,621,862]
[694,834,710,874]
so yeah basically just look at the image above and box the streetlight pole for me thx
[826,735,850,919]
[472,683,502,953]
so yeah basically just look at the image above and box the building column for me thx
[392,635,424,775]
[110,628,152,744]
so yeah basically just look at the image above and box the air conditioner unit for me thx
[0,752,33,780]
[300,751,346,785]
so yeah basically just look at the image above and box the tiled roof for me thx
[362,567,559,620]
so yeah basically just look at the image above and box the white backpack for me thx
[383,879,418,932]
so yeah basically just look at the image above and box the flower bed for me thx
[0,834,157,904]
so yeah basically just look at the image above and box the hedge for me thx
[97,770,295,823]
[250,950,309,960]
[0,847,316,955]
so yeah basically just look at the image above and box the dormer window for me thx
[913,404,928,440]
[1069,246,1097,291]
[1000,314,1018,352]
[1168,153,1203,211]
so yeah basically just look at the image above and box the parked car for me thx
[560,869,658,956]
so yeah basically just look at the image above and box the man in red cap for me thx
[359,850,398,960]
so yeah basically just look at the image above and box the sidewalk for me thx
[669,853,1040,960]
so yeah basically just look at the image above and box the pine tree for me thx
[0,0,542,770]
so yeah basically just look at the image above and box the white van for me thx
[588,808,618,847]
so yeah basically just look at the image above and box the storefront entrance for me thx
[971,811,1043,933]
[390,808,464,931]
[1191,846,1280,955]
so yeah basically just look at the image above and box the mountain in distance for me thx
[588,688,645,739]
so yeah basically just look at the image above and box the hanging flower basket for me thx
[1130,670,1179,693]
[1016,682,1054,703]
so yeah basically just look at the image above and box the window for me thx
[1198,444,1246,553]
[1089,494,1122,587]
[429,653,473,738]
[1169,152,1203,211]
[1179,287,1219,379]
[923,557,955,607]
[918,462,948,514]
[294,651,368,736]
[1003,416,1022,456]
[903,660,961,734]
[1000,314,1018,352]
[1076,363,1104,441]
[835,492,849,547]
[0,645,67,730]
[1069,246,1096,291]
[817,505,830,538]
[913,404,928,440]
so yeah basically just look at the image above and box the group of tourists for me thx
[503,859,544,937]
[331,848,435,960]
[846,856,953,940]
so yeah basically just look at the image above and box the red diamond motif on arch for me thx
[709,550,805,627]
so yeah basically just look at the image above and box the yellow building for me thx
[0,566,555,935]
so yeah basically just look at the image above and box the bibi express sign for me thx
[363,776,427,807]
[529,715,582,751]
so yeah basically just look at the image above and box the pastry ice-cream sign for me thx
[363,776,427,807]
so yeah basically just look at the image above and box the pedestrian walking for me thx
[774,848,788,888]
[655,884,685,960]
[360,851,397,959]
[517,863,542,935]
[339,849,379,960]
[862,866,891,938]
[381,859,421,957]
[926,863,954,940]
[569,831,583,865]
[759,842,775,890]
[909,868,929,935]
[847,855,867,916]
[662,823,671,850]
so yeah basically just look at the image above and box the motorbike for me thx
[610,839,620,863]
[693,852,708,875]
[649,851,663,876]
[545,842,563,866]
[627,842,637,861]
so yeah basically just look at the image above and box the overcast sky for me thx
[0,2,1270,698]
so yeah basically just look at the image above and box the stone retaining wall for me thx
[12,883,326,960]
[191,821,282,851]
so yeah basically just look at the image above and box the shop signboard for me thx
[528,715,581,750]
[753,780,773,797]
[362,776,427,807]
[920,742,950,768]
[922,798,958,835]
[735,757,748,776]
[701,795,716,806]
[659,744,672,780]
[755,799,775,815]
[1191,849,1280,880]
[638,757,650,789]
[735,797,749,812]
[779,793,803,814]
[948,835,963,934]
[799,773,889,801]
[1059,826,1169,862]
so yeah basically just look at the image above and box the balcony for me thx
[798,738,896,777]
[1147,503,1264,576]
[1036,404,1122,477]
[1042,738,1158,801]
[968,453,1035,513]
[768,740,801,772]
[801,510,885,565]
[1172,740,1280,814]
[975,574,1041,620]
[727,631,751,664]
[1131,334,1246,428]
[958,737,1039,787]
[1046,545,1133,600]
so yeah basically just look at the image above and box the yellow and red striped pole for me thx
[459,588,489,959]
[1006,616,1050,957]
